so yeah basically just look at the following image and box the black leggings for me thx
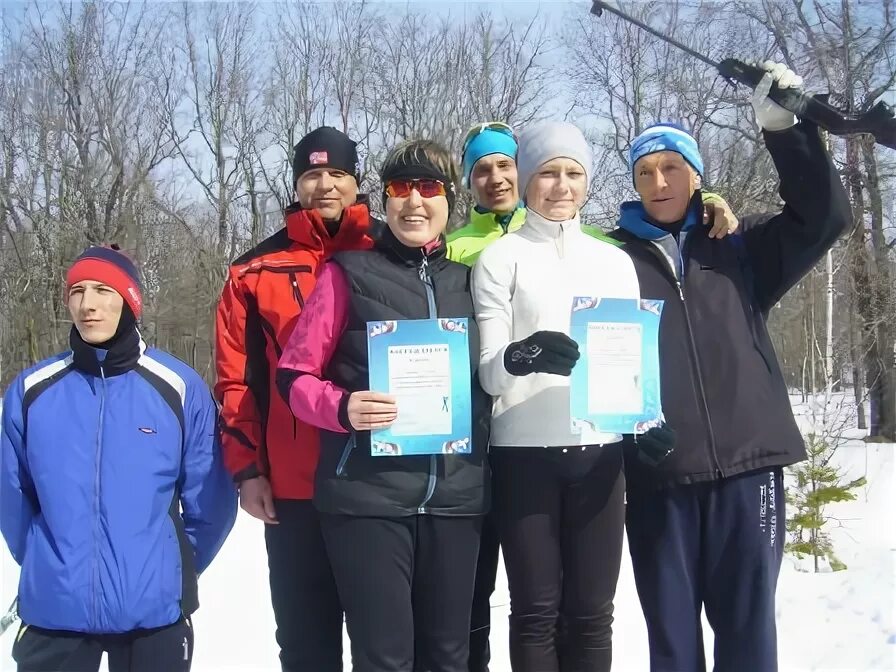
[491,444,625,672]
[265,500,344,672]
[320,513,482,672]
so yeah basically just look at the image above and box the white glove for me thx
[751,60,803,132]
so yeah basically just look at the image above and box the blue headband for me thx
[629,123,704,180]
[462,129,518,187]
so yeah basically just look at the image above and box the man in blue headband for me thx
[609,61,851,671]
[447,122,527,267]
[447,122,522,672]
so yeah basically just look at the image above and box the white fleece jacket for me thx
[472,209,641,448]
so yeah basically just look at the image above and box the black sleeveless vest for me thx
[313,230,490,517]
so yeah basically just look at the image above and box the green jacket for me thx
[447,207,621,267]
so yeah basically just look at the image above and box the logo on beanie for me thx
[309,151,328,165]
[128,287,141,309]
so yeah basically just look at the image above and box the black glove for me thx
[636,423,676,467]
[503,330,580,377]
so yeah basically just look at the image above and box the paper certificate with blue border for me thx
[366,318,473,456]
[569,297,665,435]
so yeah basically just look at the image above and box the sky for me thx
[2,0,893,228]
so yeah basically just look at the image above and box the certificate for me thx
[569,297,664,435]
[366,318,473,456]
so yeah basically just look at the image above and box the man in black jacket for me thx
[610,61,851,672]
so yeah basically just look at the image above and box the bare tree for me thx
[165,1,260,259]
[0,1,176,377]
[255,2,330,212]
[3,0,886,411]
[742,0,896,439]
[565,0,781,228]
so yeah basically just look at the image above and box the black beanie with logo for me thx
[292,127,361,186]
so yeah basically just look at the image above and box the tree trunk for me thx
[860,138,895,440]
[809,272,818,398]
[849,308,867,430]
[825,250,834,407]
[867,352,884,437]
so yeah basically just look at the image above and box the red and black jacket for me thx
[214,199,382,499]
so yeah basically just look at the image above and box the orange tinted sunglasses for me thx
[384,179,447,199]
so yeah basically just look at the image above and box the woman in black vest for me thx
[277,139,490,672]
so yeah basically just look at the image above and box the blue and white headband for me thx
[629,124,704,180]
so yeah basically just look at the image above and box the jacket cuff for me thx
[337,392,352,432]
[233,463,262,484]
[761,119,817,146]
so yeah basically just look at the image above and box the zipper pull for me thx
[498,213,510,235]
[418,253,430,282]
[676,281,685,301]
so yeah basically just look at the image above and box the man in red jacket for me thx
[215,127,381,672]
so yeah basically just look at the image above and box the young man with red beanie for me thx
[214,126,383,672]
[2,244,236,672]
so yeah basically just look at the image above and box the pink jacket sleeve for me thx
[278,262,351,433]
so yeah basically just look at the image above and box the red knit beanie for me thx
[65,244,143,319]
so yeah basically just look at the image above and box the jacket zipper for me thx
[92,367,107,630]
[676,279,724,477]
[237,262,313,279]
[288,272,304,439]
[649,236,724,477]
[242,263,309,438]
[289,272,305,310]
[417,253,438,513]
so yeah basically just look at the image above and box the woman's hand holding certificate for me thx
[347,391,398,431]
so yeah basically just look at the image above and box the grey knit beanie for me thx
[516,121,593,201]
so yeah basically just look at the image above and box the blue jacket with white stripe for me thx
[0,327,237,634]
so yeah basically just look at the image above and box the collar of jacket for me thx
[284,194,377,254]
[521,208,584,242]
[470,203,526,234]
[70,324,143,377]
[376,226,449,270]
[617,190,703,241]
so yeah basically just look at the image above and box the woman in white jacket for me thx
[472,122,644,672]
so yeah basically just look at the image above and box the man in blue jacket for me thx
[610,62,852,671]
[1,244,237,672]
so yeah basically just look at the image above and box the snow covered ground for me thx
[1,395,894,671]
